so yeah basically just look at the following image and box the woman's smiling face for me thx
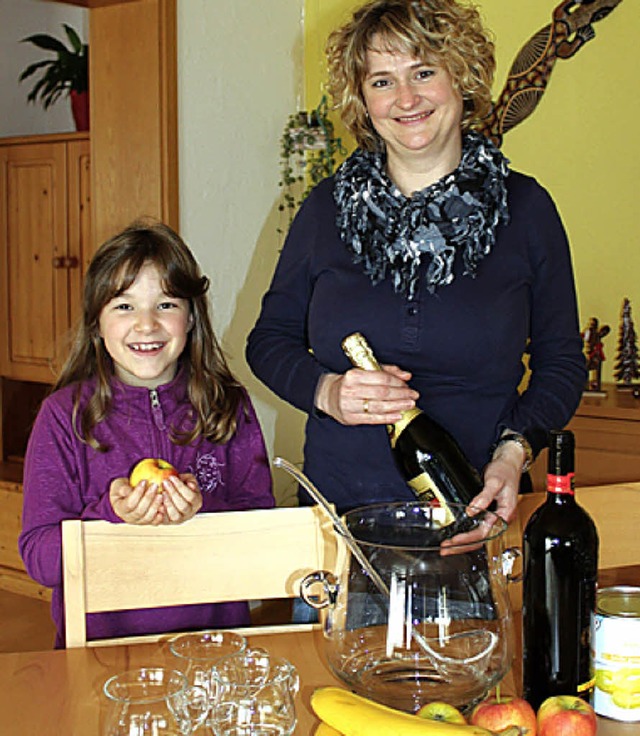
[362,38,463,168]
[98,260,192,388]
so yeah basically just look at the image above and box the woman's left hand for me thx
[468,442,525,524]
[159,473,203,524]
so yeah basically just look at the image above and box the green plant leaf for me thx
[21,33,68,54]
[18,60,54,82]
[63,24,83,54]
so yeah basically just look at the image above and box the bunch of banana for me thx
[311,687,524,736]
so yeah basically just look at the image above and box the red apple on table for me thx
[536,695,597,736]
[129,458,178,489]
[470,695,537,735]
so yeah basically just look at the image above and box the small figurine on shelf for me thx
[582,316,610,394]
[614,298,640,390]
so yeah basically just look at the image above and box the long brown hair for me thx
[326,0,495,150]
[56,220,245,450]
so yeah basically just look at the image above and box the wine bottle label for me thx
[547,472,575,495]
[388,407,421,448]
[407,473,456,526]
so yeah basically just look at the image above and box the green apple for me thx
[416,701,467,724]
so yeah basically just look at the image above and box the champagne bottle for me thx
[341,332,482,525]
[522,429,599,710]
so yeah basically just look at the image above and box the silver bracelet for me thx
[493,432,534,473]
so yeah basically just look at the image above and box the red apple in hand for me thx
[129,458,178,489]
[470,695,537,735]
[537,695,597,736]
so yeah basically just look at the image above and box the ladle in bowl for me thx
[272,457,498,670]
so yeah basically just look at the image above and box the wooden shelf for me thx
[530,383,640,491]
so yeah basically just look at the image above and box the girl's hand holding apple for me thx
[159,473,203,525]
[110,476,165,525]
[112,459,202,525]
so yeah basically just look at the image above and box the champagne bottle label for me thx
[407,473,456,526]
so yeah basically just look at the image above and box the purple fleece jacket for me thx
[19,369,274,647]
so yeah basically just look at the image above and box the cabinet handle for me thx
[52,256,79,269]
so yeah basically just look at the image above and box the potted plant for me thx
[19,24,89,131]
[278,95,346,231]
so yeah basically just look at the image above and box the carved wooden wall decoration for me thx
[477,0,623,147]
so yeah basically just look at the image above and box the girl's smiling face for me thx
[98,260,192,388]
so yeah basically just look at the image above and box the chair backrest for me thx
[505,482,640,611]
[62,505,339,648]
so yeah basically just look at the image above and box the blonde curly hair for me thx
[326,0,495,150]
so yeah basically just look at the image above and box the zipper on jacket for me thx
[149,389,167,431]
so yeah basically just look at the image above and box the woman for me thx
[247,0,585,523]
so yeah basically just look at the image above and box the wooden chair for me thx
[505,481,640,610]
[62,505,339,648]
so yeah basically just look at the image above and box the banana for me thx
[311,687,495,736]
[316,722,344,735]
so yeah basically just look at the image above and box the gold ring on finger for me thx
[363,398,370,414]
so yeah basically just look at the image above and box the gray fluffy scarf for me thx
[333,131,510,297]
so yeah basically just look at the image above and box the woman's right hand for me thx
[110,477,165,525]
[315,365,419,425]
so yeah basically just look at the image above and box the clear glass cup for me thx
[103,666,208,735]
[210,647,299,736]
[169,630,246,723]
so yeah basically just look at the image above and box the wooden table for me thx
[3,570,639,734]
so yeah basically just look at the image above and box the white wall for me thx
[177,0,306,504]
[0,0,87,137]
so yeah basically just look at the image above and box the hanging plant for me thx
[278,95,346,232]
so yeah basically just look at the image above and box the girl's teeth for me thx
[131,343,162,352]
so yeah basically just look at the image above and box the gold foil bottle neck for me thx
[342,332,422,445]
[341,333,381,372]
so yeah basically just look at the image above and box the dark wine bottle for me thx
[341,332,482,525]
[522,429,599,710]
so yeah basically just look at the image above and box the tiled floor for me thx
[0,589,55,652]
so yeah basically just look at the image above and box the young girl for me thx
[19,221,274,647]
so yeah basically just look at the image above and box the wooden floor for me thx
[0,588,56,652]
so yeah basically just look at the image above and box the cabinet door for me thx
[66,139,91,331]
[0,142,74,382]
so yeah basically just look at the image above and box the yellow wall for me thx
[304,0,639,383]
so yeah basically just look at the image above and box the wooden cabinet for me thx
[0,471,50,600]
[529,385,640,490]
[0,0,178,599]
[0,133,91,383]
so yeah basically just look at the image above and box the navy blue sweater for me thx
[247,170,586,514]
